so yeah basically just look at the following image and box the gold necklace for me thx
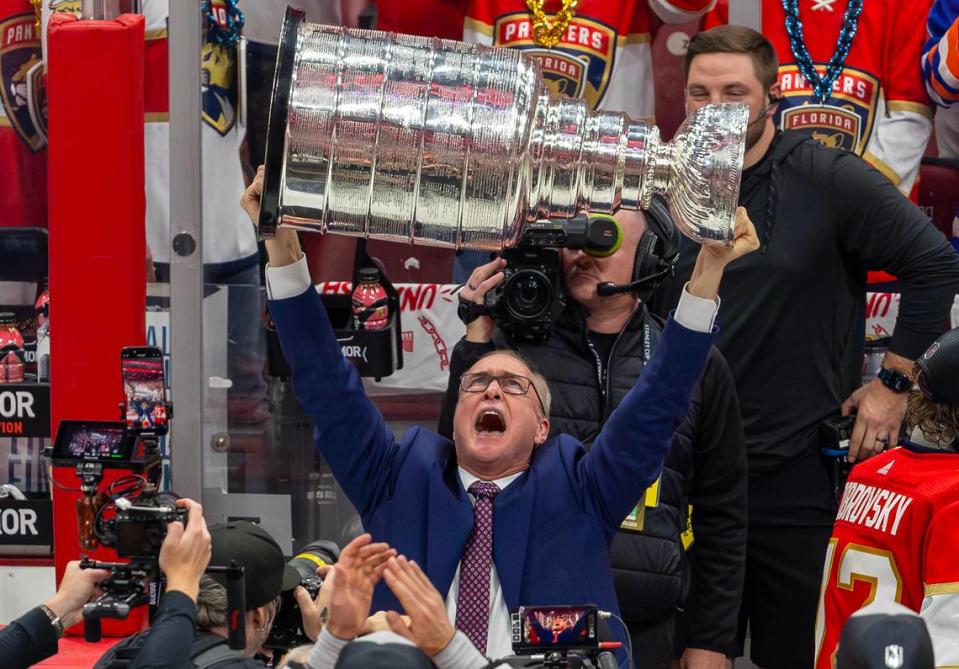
[30,0,42,36]
[525,0,580,48]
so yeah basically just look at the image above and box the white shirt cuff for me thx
[673,282,719,333]
[264,254,311,300]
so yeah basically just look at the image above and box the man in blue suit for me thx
[241,167,758,665]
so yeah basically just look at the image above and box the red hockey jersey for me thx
[463,0,715,119]
[768,0,933,194]
[0,0,46,229]
[706,0,934,194]
[815,446,959,669]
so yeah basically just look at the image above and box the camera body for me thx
[484,215,618,341]
[114,492,188,559]
[819,413,856,457]
[265,540,340,650]
[485,246,565,342]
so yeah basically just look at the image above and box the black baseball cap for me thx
[916,326,959,407]
[334,631,432,669]
[836,601,933,669]
[209,521,300,609]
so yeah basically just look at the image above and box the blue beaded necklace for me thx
[781,0,863,103]
[204,0,245,46]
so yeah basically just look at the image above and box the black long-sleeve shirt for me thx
[0,607,59,669]
[651,131,959,476]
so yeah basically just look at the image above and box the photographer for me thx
[0,560,110,669]
[123,498,211,669]
[437,201,747,668]
[96,519,317,669]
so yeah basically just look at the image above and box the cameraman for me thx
[97,519,320,669]
[0,560,110,669]
[437,201,747,669]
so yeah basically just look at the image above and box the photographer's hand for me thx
[460,258,507,343]
[158,499,211,602]
[44,560,110,629]
[382,555,455,657]
[298,533,396,641]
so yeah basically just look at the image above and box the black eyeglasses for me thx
[460,372,545,414]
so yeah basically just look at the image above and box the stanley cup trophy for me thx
[259,7,749,249]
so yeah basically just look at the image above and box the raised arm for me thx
[581,208,759,536]
[241,168,399,517]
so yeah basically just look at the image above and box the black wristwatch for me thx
[877,367,912,393]
[457,299,491,326]
[38,604,65,639]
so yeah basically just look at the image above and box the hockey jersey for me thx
[0,0,46,229]
[462,0,716,119]
[769,0,933,194]
[814,445,959,669]
[707,0,934,194]
[42,0,256,265]
[923,0,959,158]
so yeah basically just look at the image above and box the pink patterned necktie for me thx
[455,480,501,655]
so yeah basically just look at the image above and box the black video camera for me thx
[485,215,619,341]
[265,540,341,650]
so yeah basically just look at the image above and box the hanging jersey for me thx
[41,0,256,265]
[462,0,716,119]
[923,0,959,158]
[0,0,46,229]
[814,446,959,669]
[374,0,467,40]
[764,0,934,194]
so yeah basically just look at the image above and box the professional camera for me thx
[265,539,341,650]
[484,215,619,341]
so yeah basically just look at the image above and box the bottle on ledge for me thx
[351,267,389,331]
[0,312,26,384]
[35,278,50,382]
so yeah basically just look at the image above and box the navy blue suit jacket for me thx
[270,287,715,662]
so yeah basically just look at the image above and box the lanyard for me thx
[586,320,651,399]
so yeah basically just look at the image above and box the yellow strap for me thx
[294,553,328,569]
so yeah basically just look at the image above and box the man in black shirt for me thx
[438,200,747,669]
[650,25,959,669]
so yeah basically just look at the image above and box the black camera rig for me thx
[484,215,619,342]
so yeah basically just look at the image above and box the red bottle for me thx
[34,277,50,329]
[0,312,26,383]
[351,267,389,330]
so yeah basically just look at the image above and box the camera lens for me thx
[504,270,553,322]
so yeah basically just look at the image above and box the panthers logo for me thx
[201,42,237,135]
[777,65,878,154]
[494,13,617,110]
[0,13,45,151]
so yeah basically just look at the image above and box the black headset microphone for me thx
[746,94,783,129]
[596,265,674,297]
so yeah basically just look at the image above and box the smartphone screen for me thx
[121,347,167,432]
[517,605,598,650]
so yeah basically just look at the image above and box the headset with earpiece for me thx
[595,196,680,297]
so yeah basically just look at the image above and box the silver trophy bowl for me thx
[259,8,747,247]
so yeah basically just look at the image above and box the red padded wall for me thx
[47,12,147,635]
